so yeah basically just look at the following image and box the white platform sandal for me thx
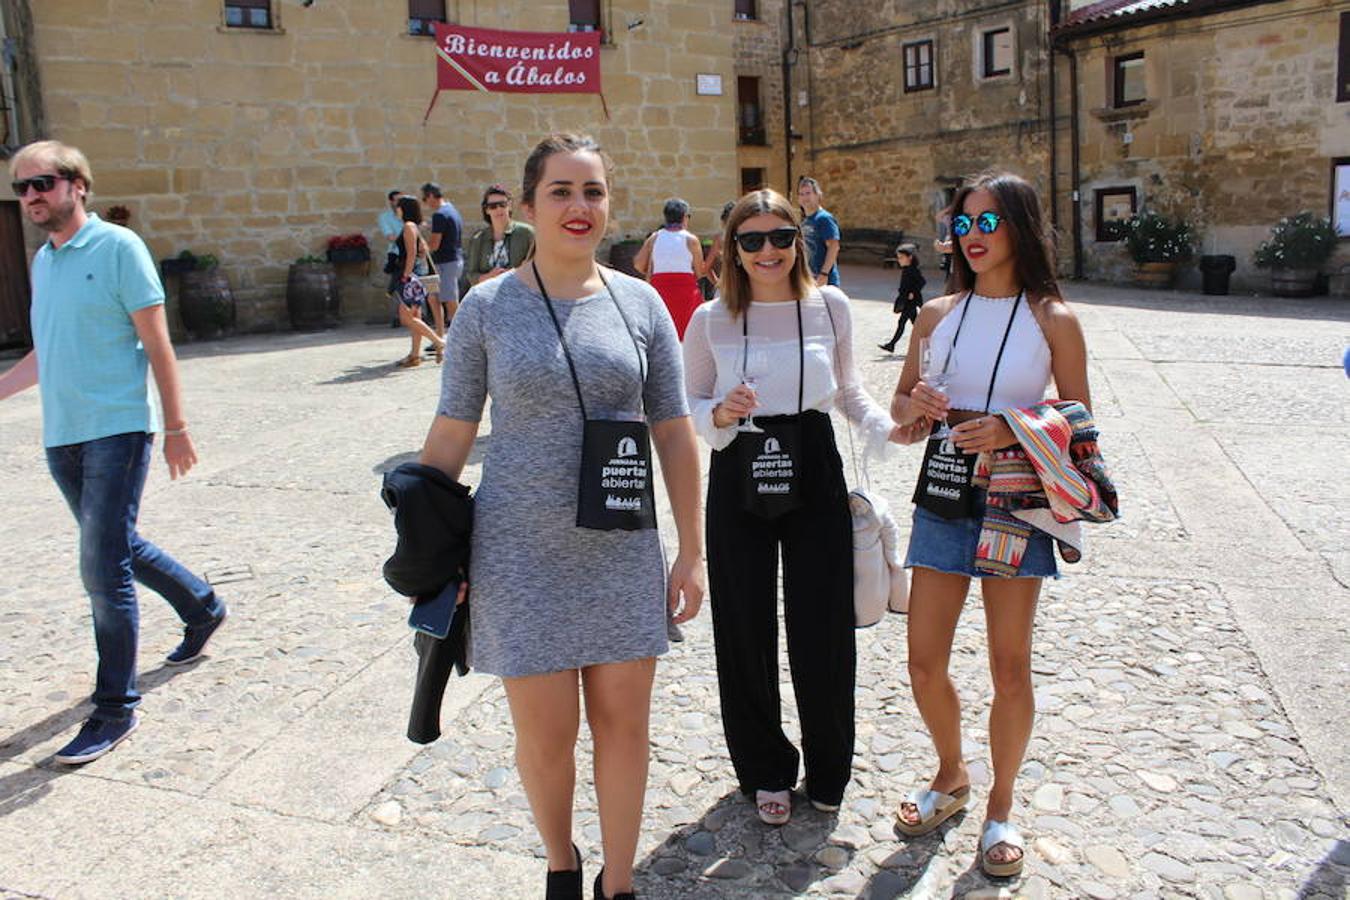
[894,785,970,836]
[755,789,791,826]
[979,819,1026,878]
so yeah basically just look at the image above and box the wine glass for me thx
[736,338,768,433]
[919,337,958,440]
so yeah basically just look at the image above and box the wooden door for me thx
[0,201,31,348]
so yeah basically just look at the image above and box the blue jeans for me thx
[46,432,222,721]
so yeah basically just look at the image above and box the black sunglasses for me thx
[952,211,1002,237]
[734,227,799,252]
[484,200,509,210]
[11,174,71,198]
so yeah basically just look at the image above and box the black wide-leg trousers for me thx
[706,411,856,806]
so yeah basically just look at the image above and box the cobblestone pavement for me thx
[0,267,1346,899]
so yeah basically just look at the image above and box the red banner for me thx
[433,23,602,94]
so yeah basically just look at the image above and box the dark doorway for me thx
[0,201,31,348]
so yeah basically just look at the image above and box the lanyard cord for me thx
[946,290,1024,414]
[741,298,805,415]
[533,262,646,423]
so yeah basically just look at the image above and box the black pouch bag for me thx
[737,418,803,519]
[912,291,1023,519]
[577,419,656,530]
[535,262,657,532]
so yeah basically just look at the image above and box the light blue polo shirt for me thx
[30,213,164,447]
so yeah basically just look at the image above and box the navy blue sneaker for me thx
[54,716,139,765]
[165,606,228,665]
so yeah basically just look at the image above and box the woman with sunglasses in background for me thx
[683,189,905,826]
[888,172,1091,878]
[460,183,535,292]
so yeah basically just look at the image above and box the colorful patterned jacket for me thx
[971,400,1118,577]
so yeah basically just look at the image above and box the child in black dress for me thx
[880,243,926,353]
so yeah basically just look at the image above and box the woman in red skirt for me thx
[635,198,706,339]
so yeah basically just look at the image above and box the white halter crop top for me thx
[926,291,1052,412]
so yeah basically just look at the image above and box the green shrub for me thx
[1252,212,1337,269]
[1122,211,1196,263]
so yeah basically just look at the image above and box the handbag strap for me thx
[420,235,440,278]
[820,291,865,490]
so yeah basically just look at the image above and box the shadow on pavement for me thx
[859,811,967,899]
[0,661,203,817]
[372,435,490,476]
[1057,283,1350,323]
[1299,840,1349,898]
[318,361,404,385]
[172,324,401,361]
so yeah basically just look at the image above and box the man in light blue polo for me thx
[0,141,226,765]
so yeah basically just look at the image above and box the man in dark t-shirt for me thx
[420,182,464,336]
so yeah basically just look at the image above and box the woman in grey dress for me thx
[418,134,706,900]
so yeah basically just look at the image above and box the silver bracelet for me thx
[163,426,189,437]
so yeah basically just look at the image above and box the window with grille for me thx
[1113,52,1146,107]
[409,0,446,36]
[224,0,272,29]
[903,40,934,93]
[981,27,1013,78]
[735,0,757,21]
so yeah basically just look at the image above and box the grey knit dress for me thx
[438,269,689,677]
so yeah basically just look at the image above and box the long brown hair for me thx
[720,189,814,319]
[949,172,1059,301]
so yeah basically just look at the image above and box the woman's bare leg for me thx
[503,670,582,872]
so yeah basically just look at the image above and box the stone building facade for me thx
[1053,0,1350,291]
[792,0,1058,262]
[2,0,740,334]
[732,0,793,198]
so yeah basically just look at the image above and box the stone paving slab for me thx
[0,266,1346,898]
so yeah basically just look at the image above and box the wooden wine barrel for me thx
[287,263,340,330]
[608,241,643,278]
[179,269,235,340]
[1270,267,1318,298]
[1133,261,1177,289]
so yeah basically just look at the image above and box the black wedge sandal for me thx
[593,869,636,900]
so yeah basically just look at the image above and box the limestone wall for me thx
[1066,0,1350,292]
[794,0,1053,258]
[30,0,738,332]
[734,0,789,197]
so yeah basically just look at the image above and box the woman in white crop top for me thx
[888,172,1091,878]
[634,197,706,340]
[683,189,904,827]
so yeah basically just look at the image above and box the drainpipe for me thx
[1068,43,1084,279]
[782,1,796,192]
[1047,3,1058,232]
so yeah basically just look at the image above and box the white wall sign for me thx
[696,74,723,96]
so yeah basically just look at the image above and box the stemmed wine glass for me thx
[737,337,769,433]
[919,336,958,440]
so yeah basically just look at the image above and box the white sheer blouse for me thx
[682,286,894,456]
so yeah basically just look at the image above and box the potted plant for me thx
[160,248,198,279]
[1253,212,1337,297]
[287,255,340,330]
[178,252,235,340]
[1122,210,1196,288]
[106,204,131,227]
[326,233,371,264]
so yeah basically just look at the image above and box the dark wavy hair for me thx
[948,171,1059,302]
[480,183,512,224]
[396,195,422,225]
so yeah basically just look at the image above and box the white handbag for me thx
[821,294,910,627]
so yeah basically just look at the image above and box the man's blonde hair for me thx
[9,140,94,200]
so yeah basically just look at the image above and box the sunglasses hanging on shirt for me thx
[951,211,1003,238]
[734,227,799,253]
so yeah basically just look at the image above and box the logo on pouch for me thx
[617,436,639,458]
[763,437,781,455]
[939,437,957,456]
[606,494,642,511]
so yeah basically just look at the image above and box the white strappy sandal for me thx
[979,819,1026,878]
[894,785,970,836]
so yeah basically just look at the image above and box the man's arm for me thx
[131,305,197,480]
[816,238,841,285]
[0,350,39,401]
[426,212,445,253]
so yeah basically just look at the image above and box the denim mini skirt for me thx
[904,489,1059,579]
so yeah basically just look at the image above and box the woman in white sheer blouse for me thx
[682,189,907,826]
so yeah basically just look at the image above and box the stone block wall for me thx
[30,0,738,333]
[795,0,1053,255]
[734,0,789,197]
[1066,0,1350,292]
